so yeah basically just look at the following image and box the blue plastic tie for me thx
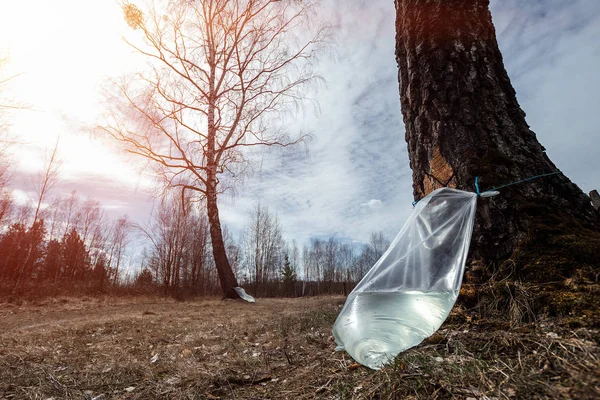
[483,171,561,193]
[413,171,561,206]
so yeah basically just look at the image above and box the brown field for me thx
[0,296,599,399]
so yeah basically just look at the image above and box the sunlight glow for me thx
[0,1,147,187]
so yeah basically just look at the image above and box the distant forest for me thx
[0,182,390,299]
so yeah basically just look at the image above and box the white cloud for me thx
[223,0,600,246]
[491,0,600,193]
[4,0,599,250]
[361,199,384,210]
[219,0,413,245]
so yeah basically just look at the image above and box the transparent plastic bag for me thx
[234,287,256,303]
[332,188,478,369]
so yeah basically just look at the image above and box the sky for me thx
[0,0,599,257]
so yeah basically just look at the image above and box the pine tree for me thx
[281,254,296,296]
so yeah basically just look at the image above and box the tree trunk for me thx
[205,42,240,299]
[394,0,600,282]
[206,178,239,299]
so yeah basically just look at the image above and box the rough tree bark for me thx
[394,0,600,282]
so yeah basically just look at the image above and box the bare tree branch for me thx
[102,0,328,297]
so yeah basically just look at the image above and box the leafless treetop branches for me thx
[102,0,328,198]
[101,0,328,297]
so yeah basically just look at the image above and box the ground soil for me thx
[0,296,598,399]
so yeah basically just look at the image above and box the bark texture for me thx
[207,175,239,299]
[394,0,600,281]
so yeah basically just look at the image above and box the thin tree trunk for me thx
[206,177,239,298]
[204,37,240,299]
[394,0,599,281]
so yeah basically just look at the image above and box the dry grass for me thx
[0,296,598,399]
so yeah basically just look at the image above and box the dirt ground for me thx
[0,296,599,399]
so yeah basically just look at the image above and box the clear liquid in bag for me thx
[332,290,458,369]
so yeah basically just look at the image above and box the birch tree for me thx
[394,0,599,282]
[103,0,326,298]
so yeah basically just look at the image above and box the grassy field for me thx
[0,296,598,399]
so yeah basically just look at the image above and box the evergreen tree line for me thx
[0,190,131,295]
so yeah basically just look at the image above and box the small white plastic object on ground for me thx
[332,188,478,369]
[234,287,256,303]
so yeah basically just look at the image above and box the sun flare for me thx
[0,1,144,182]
